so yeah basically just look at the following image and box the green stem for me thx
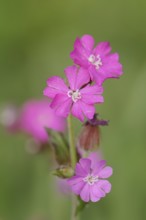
[67,114,77,168]
[67,114,79,220]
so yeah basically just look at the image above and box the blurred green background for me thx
[0,0,146,219]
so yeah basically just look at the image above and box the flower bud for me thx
[78,114,108,151]
[52,166,74,178]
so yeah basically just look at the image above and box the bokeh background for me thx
[0,0,146,219]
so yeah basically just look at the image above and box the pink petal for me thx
[81,85,103,95]
[89,152,103,167]
[88,65,104,86]
[97,180,112,194]
[80,102,95,120]
[43,87,57,99]
[92,160,106,175]
[93,42,111,57]
[64,66,78,90]
[81,84,104,104]
[88,66,107,85]
[102,53,123,75]
[68,176,83,185]
[98,166,113,178]
[44,76,68,98]
[90,189,101,202]
[80,183,90,202]
[81,94,104,105]
[81,35,94,51]
[70,180,85,195]
[91,183,106,199]
[70,38,90,68]
[75,163,87,177]
[70,49,88,67]
[72,38,89,59]
[65,66,90,91]
[90,52,123,85]
[71,101,84,122]
[79,158,91,174]
[50,94,72,117]
[75,67,90,89]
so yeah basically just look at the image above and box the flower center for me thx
[88,54,102,70]
[67,89,81,102]
[83,174,99,185]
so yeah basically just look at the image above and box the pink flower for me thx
[19,99,66,143]
[68,152,113,202]
[43,66,104,122]
[70,35,123,85]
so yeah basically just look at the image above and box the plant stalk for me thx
[67,114,79,220]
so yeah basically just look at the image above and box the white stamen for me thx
[67,89,81,102]
[83,174,99,185]
[88,54,102,70]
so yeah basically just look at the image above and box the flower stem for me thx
[67,114,79,220]
[67,114,77,168]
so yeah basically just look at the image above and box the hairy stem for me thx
[67,114,79,220]
[67,114,77,168]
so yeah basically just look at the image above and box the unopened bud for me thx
[52,166,74,178]
[78,114,109,151]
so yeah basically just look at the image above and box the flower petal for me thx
[89,152,103,168]
[71,101,84,122]
[68,176,83,185]
[93,42,111,57]
[97,180,112,194]
[92,160,106,175]
[72,38,89,59]
[80,183,90,202]
[81,85,103,95]
[79,158,91,174]
[64,66,78,90]
[50,94,72,117]
[98,166,113,178]
[101,53,123,75]
[70,38,89,68]
[44,76,68,98]
[69,179,85,195]
[75,163,87,177]
[91,182,106,198]
[90,188,101,202]
[81,85,104,104]
[75,67,90,89]
[82,94,104,104]
[81,35,94,51]
[80,102,95,120]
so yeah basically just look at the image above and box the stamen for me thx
[67,89,81,102]
[83,174,99,185]
[88,54,102,70]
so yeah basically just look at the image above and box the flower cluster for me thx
[44,34,123,122]
[43,35,123,204]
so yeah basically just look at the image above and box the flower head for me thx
[44,66,104,122]
[68,152,113,202]
[70,35,123,85]
[19,99,66,143]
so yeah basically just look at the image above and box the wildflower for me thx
[68,152,113,202]
[70,34,123,85]
[44,66,104,121]
[19,99,66,143]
